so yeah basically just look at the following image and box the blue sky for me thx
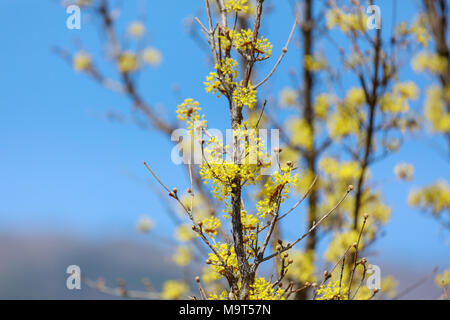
[0,0,448,272]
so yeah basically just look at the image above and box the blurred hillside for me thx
[0,232,443,299]
[0,233,182,299]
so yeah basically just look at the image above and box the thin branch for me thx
[392,266,438,300]
[254,17,298,89]
[257,185,353,264]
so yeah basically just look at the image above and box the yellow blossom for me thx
[316,280,348,300]
[394,162,414,181]
[73,52,91,71]
[412,52,448,75]
[304,54,327,71]
[314,93,331,119]
[233,84,257,109]
[141,47,162,67]
[136,216,154,233]
[173,246,191,266]
[232,28,272,59]
[290,250,316,283]
[118,51,139,73]
[175,224,195,242]
[326,7,366,33]
[409,179,450,216]
[279,87,298,107]
[201,216,221,236]
[435,269,450,288]
[127,21,146,38]
[249,277,285,300]
[287,118,313,150]
[325,230,361,262]
[225,0,248,13]
[423,86,450,133]
[161,280,189,300]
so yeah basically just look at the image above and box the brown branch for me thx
[257,185,353,265]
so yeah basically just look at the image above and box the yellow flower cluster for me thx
[319,157,362,182]
[410,15,430,47]
[249,277,285,300]
[314,93,332,119]
[161,280,189,299]
[208,242,238,279]
[204,72,224,96]
[424,86,450,133]
[256,168,298,218]
[141,47,162,67]
[233,83,257,109]
[204,58,238,97]
[232,28,272,60]
[304,54,327,71]
[176,98,207,134]
[316,280,348,300]
[279,87,298,107]
[209,290,230,300]
[225,0,248,13]
[326,7,366,33]
[435,269,450,288]
[394,162,414,182]
[412,52,448,75]
[239,210,260,256]
[136,216,154,233]
[203,28,272,110]
[295,169,315,194]
[175,224,195,242]
[202,266,218,284]
[396,15,430,47]
[327,88,366,139]
[201,216,221,236]
[73,51,91,72]
[200,122,269,201]
[289,250,316,283]
[173,246,191,266]
[118,51,139,73]
[127,21,146,38]
[324,230,360,262]
[287,118,313,150]
[409,179,450,216]
[380,82,419,114]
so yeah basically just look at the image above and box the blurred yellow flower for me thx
[172,246,191,266]
[141,47,162,67]
[136,216,154,233]
[73,52,91,72]
[161,280,189,299]
[435,269,450,288]
[127,21,146,38]
[394,162,414,182]
[118,51,138,73]
[175,224,195,242]
[279,87,298,107]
